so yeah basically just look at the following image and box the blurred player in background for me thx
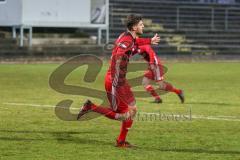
[77,14,160,148]
[137,44,185,103]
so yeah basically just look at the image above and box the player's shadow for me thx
[0,136,113,146]
[1,131,240,154]
[184,102,239,106]
[165,101,238,106]
[55,137,114,146]
[0,129,113,146]
[0,129,92,135]
[140,146,240,155]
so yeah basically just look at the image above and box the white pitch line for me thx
[2,102,240,122]
[192,116,240,122]
[2,102,80,110]
[139,112,240,122]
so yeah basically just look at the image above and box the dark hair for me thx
[126,14,142,31]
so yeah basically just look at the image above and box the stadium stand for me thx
[0,0,240,56]
[109,0,240,55]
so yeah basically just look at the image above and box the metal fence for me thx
[176,6,240,31]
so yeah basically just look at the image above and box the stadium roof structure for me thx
[0,0,109,46]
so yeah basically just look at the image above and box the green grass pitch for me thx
[0,61,240,160]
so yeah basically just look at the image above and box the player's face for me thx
[133,20,144,35]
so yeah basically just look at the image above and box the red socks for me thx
[145,85,161,99]
[117,119,133,142]
[91,104,116,120]
[164,82,181,94]
[89,104,134,143]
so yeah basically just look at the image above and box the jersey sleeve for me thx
[111,54,128,87]
[111,38,133,87]
[136,37,151,46]
[147,46,156,64]
[138,45,155,64]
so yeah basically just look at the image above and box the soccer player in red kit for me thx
[137,44,185,103]
[77,15,160,148]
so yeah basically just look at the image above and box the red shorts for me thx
[144,65,164,81]
[105,74,135,113]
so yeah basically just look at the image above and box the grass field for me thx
[0,60,240,160]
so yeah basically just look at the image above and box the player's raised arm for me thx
[136,33,160,46]
[151,33,161,45]
[135,37,151,46]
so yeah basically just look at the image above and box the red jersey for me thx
[138,44,164,81]
[137,42,160,65]
[106,32,151,87]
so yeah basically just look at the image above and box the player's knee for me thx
[142,80,147,87]
[115,107,137,121]
[157,80,165,89]
[115,112,129,121]
[142,77,150,88]
[129,106,137,119]
[129,100,136,107]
